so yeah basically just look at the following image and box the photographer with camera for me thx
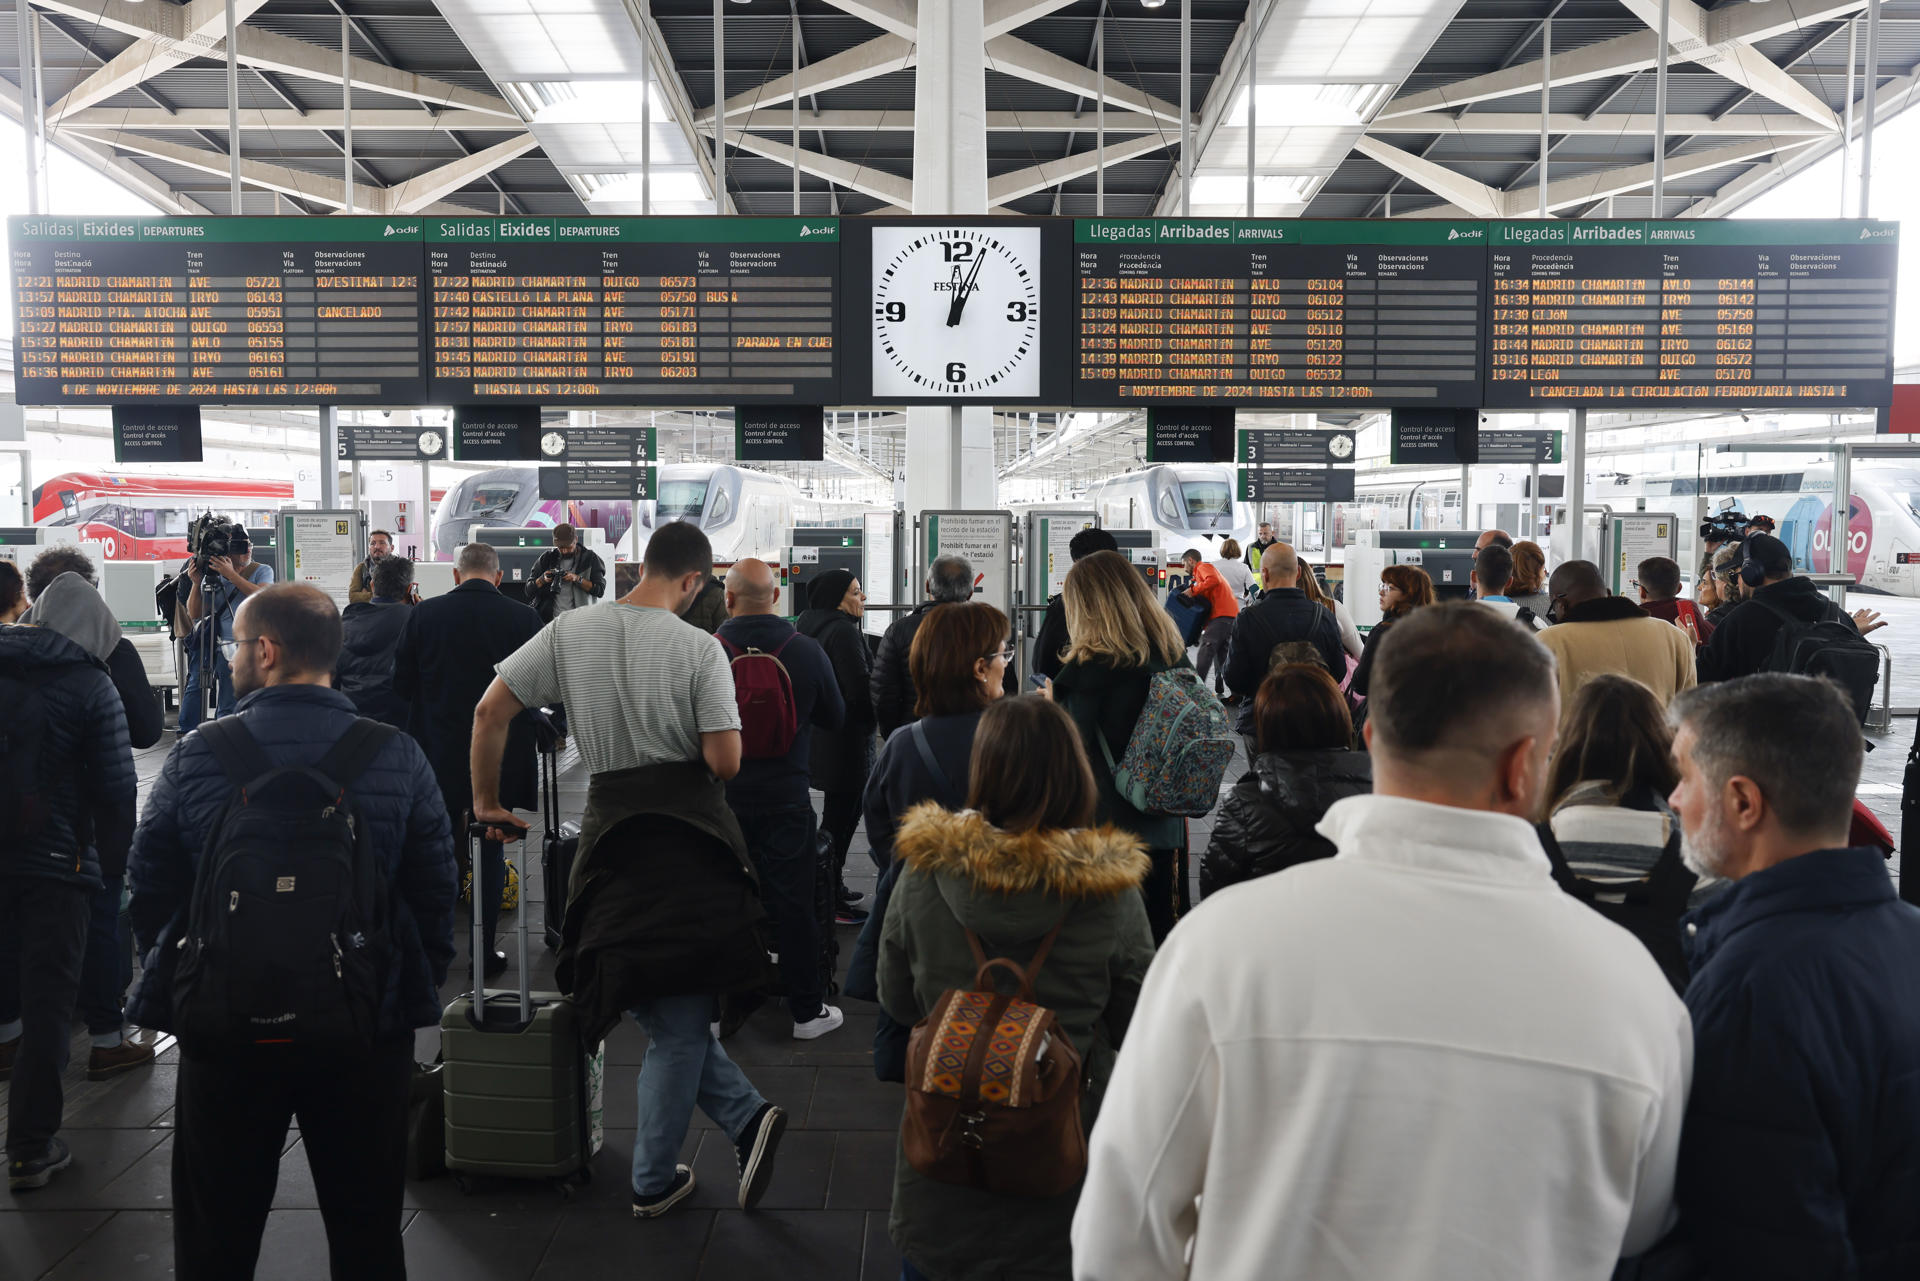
[177,519,274,732]
[525,523,605,626]
[1696,511,1749,597]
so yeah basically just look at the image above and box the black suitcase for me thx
[540,745,579,951]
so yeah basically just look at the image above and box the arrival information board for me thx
[9,216,425,404]
[1484,220,1899,407]
[1073,219,1486,407]
[426,217,840,404]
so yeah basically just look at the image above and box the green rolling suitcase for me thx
[441,821,600,1192]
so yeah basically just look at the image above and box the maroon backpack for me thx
[719,635,800,759]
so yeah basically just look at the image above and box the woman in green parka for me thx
[1045,549,1196,942]
[878,696,1156,1281]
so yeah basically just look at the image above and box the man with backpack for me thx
[1696,534,1887,700]
[1221,542,1346,732]
[126,584,456,1277]
[715,557,847,1039]
[1,598,136,1191]
[1473,543,1540,631]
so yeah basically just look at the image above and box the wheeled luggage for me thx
[538,744,578,951]
[441,819,599,1191]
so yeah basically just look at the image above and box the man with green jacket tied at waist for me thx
[470,521,788,1220]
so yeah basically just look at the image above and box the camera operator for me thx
[1696,512,1748,599]
[177,526,274,731]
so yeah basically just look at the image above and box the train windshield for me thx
[657,479,709,520]
[1181,481,1232,518]
[463,484,521,517]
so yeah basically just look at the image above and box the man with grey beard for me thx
[1666,673,1920,1279]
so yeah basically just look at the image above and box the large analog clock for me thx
[871,225,1043,399]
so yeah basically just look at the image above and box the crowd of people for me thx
[3,513,1916,1281]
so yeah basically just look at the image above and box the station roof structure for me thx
[0,0,1914,223]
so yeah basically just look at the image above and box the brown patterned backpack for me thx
[902,923,1086,1199]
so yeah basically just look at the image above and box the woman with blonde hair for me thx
[1295,557,1362,658]
[1047,550,1195,941]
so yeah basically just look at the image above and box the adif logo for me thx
[797,224,836,238]
[1861,227,1895,240]
[382,223,418,237]
[1446,228,1484,241]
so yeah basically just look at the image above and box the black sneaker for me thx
[734,1103,788,1210]
[631,1165,696,1218]
[8,1137,72,1191]
[834,904,870,925]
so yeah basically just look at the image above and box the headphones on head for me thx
[1738,555,1768,588]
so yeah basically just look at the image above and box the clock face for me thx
[416,430,444,458]
[1329,432,1355,460]
[871,225,1042,398]
[540,430,567,459]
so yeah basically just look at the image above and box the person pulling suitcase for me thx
[470,523,787,1218]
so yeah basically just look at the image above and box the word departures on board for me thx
[427,217,840,405]
[1485,220,1898,407]
[1075,220,1487,408]
[11,217,425,404]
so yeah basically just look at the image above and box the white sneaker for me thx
[792,1005,845,1041]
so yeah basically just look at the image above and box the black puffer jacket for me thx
[0,625,137,888]
[526,544,608,624]
[335,599,412,727]
[797,606,877,792]
[1200,748,1371,897]
[871,601,934,738]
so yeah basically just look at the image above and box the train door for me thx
[1779,496,1822,570]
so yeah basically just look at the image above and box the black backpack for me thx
[172,717,396,1050]
[1537,814,1696,995]
[0,658,52,848]
[1753,595,1881,725]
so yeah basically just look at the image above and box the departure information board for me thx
[9,216,425,404]
[1073,219,1486,407]
[1484,220,1899,408]
[426,217,840,404]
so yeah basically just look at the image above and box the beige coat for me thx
[1538,597,1697,714]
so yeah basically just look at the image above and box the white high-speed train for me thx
[1081,464,1254,551]
[433,463,872,564]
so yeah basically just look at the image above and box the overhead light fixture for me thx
[504,79,670,125]
[1141,0,1167,8]
[1227,83,1395,128]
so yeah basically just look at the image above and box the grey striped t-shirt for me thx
[496,602,741,775]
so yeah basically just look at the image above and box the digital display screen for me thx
[9,215,425,404]
[1073,219,1487,407]
[1484,220,1898,407]
[426,216,841,404]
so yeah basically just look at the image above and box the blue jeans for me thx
[0,873,132,1042]
[733,803,823,1022]
[176,647,234,733]
[628,994,765,1198]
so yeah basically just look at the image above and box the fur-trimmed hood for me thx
[894,802,1149,900]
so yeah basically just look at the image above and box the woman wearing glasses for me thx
[1047,550,1196,943]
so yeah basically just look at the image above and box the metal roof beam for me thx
[0,74,210,212]
[698,33,916,123]
[225,26,520,117]
[722,127,914,209]
[984,36,1187,126]
[45,0,274,122]
[815,0,918,40]
[1507,134,1818,213]
[58,107,521,132]
[1370,111,1831,136]
[382,133,539,213]
[727,108,1163,131]
[988,133,1172,203]
[1352,136,1506,217]
[983,0,1082,39]
[85,129,356,208]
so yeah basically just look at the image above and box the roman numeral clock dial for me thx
[870,225,1043,399]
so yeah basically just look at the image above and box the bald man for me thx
[1474,528,1514,560]
[1536,559,1695,718]
[714,559,849,1037]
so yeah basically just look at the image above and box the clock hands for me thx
[945,250,988,327]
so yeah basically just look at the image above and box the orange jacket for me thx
[1186,562,1241,620]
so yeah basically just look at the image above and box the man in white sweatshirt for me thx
[1073,602,1692,1281]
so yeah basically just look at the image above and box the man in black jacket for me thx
[871,554,974,737]
[394,543,542,976]
[0,615,136,1190]
[1033,527,1117,680]
[527,523,607,625]
[716,558,846,1038]
[1695,534,1885,683]
[1669,674,1920,1279]
[1222,542,1346,734]
[335,556,414,727]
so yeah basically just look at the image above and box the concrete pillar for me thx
[318,407,342,507]
[905,0,996,515]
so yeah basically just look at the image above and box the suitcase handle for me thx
[464,811,534,1027]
